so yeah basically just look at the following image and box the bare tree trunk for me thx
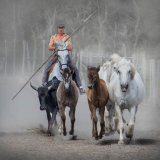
[22,40,26,74]
[4,40,8,76]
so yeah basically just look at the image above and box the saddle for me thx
[47,61,76,88]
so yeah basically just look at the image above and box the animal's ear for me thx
[71,69,74,75]
[115,68,119,74]
[113,63,118,71]
[88,66,91,70]
[103,61,110,70]
[97,65,100,72]
[114,63,119,74]
[130,63,135,80]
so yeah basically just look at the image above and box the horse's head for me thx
[57,50,69,70]
[87,66,100,89]
[62,67,72,90]
[116,58,135,92]
[30,82,49,110]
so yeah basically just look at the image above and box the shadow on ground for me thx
[96,138,158,146]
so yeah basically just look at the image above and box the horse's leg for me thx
[59,104,67,136]
[91,113,95,138]
[126,105,138,139]
[88,100,95,138]
[92,107,98,140]
[46,110,51,135]
[99,107,105,139]
[112,109,119,132]
[104,106,112,135]
[115,103,124,144]
[69,107,75,135]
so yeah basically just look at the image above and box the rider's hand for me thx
[67,45,72,51]
[48,45,56,51]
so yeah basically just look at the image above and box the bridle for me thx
[56,49,69,73]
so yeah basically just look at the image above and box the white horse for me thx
[99,54,122,135]
[49,50,69,82]
[108,58,145,144]
[99,53,121,86]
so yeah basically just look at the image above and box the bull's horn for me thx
[30,82,38,91]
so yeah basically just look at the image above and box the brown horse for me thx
[86,66,109,140]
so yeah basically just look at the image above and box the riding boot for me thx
[68,56,85,94]
[42,55,57,86]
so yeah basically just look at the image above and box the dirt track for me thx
[0,78,160,160]
[0,128,160,160]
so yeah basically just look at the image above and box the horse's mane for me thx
[88,66,98,70]
[63,67,70,73]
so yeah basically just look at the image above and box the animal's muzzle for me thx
[88,84,94,89]
[121,84,128,92]
[40,105,47,110]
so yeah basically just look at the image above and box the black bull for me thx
[30,78,60,136]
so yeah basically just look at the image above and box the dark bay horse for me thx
[56,67,79,136]
[86,66,109,140]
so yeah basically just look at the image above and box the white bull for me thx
[108,58,145,144]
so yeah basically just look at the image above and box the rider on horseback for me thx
[42,24,85,94]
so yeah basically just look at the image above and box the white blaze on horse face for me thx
[118,64,131,87]
[64,73,71,89]
[58,50,69,70]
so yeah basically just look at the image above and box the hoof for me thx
[95,136,98,140]
[125,132,133,139]
[69,130,74,135]
[118,139,124,144]
[40,106,47,110]
[48,132,53,136]
[63,131,67,136]
[98,133,103,139]
[126,125,134,139]
[105,127,110,135]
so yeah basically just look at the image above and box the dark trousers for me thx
[42,55,82,87]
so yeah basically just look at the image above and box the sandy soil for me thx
[0,128,160,160]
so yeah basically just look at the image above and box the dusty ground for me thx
[0,129,160,160]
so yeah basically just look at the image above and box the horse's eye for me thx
[128,70,131,74]
[118,70,120,74]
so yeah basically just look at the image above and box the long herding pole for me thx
[12,8,97,100]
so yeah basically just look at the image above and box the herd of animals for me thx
[30,53,145,144]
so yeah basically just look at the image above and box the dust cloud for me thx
[0,0,160,137]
